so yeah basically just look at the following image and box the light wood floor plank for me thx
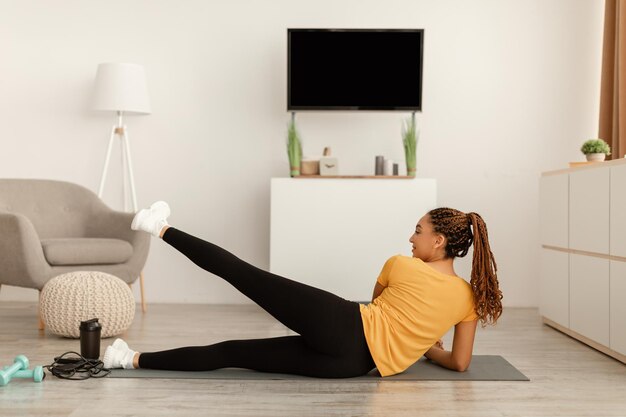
[1,303,625,416]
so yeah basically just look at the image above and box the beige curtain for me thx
[599,0,626,160]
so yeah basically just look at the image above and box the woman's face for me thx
[409,215,445,261]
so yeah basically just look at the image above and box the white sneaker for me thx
[131,201,170,237]
[103,338,137,369]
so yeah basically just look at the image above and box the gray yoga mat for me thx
[109,355,529,381]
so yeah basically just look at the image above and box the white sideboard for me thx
[270,178,437,302]
[539,159,626,363]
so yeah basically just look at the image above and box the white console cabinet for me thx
[539,160,626,363]
[270,178,437,302]
[610,260,626,354]
[539,248,569,328]
[569,254,610,347]
[569,168,609,254]
[610,164,626,257]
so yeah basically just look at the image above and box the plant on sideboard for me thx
[287,118,303,176]
[580,138,611,162]
[402,116,419,177]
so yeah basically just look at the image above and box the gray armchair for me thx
[0,179,150,328]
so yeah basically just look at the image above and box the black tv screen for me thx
[288,29,424,111]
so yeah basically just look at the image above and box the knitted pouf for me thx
[40,271,135,338]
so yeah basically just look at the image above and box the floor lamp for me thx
[92,62,151,212]
[93,62,151,312]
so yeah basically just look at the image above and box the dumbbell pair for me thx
[0,355,44,386]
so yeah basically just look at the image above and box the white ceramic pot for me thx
[586,153,606,162]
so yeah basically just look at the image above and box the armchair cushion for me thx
[41,238,133,266]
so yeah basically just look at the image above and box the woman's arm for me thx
[372,281,385,302]
[424,320,478,372]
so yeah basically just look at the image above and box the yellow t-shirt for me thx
[359,255,478,377]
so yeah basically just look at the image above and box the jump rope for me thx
[1,351,109,386]
[44,351,110,380]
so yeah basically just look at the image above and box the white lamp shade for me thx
[93,63,151,114]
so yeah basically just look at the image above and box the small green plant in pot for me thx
[287,119,303,176]
[402,116,419,177]
[580,139,611,162]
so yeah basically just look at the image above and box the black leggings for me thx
[138,228,376,378]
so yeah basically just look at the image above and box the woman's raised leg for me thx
[161,227,360,356]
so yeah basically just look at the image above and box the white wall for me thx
[0,0,605,306]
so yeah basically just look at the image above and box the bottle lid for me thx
[80,318,101,331]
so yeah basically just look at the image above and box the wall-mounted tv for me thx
[288,29,424,111]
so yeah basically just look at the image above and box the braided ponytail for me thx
[428,208,503,326]
[466,212,503,326]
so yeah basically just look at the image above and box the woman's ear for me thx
[434,234,446,250]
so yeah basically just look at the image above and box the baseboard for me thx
[542,316,626,364]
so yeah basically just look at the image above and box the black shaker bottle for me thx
[80,318,102,360]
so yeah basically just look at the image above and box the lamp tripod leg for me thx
[98,126,117,199]
[139,272,146,313]
[38,290,44,331]
[121,127,138,212]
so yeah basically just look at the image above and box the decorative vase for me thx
[586,153,606,162]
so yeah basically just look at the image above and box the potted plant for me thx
[287,118,303,176]
[402,116,418,177]
[580,139,611,162]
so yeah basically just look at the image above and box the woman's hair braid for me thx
[428,208,503,326]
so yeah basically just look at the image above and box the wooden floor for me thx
[0,303,625,417]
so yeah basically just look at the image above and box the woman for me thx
[103,201,503,378]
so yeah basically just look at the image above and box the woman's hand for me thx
[424,339,444,360]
